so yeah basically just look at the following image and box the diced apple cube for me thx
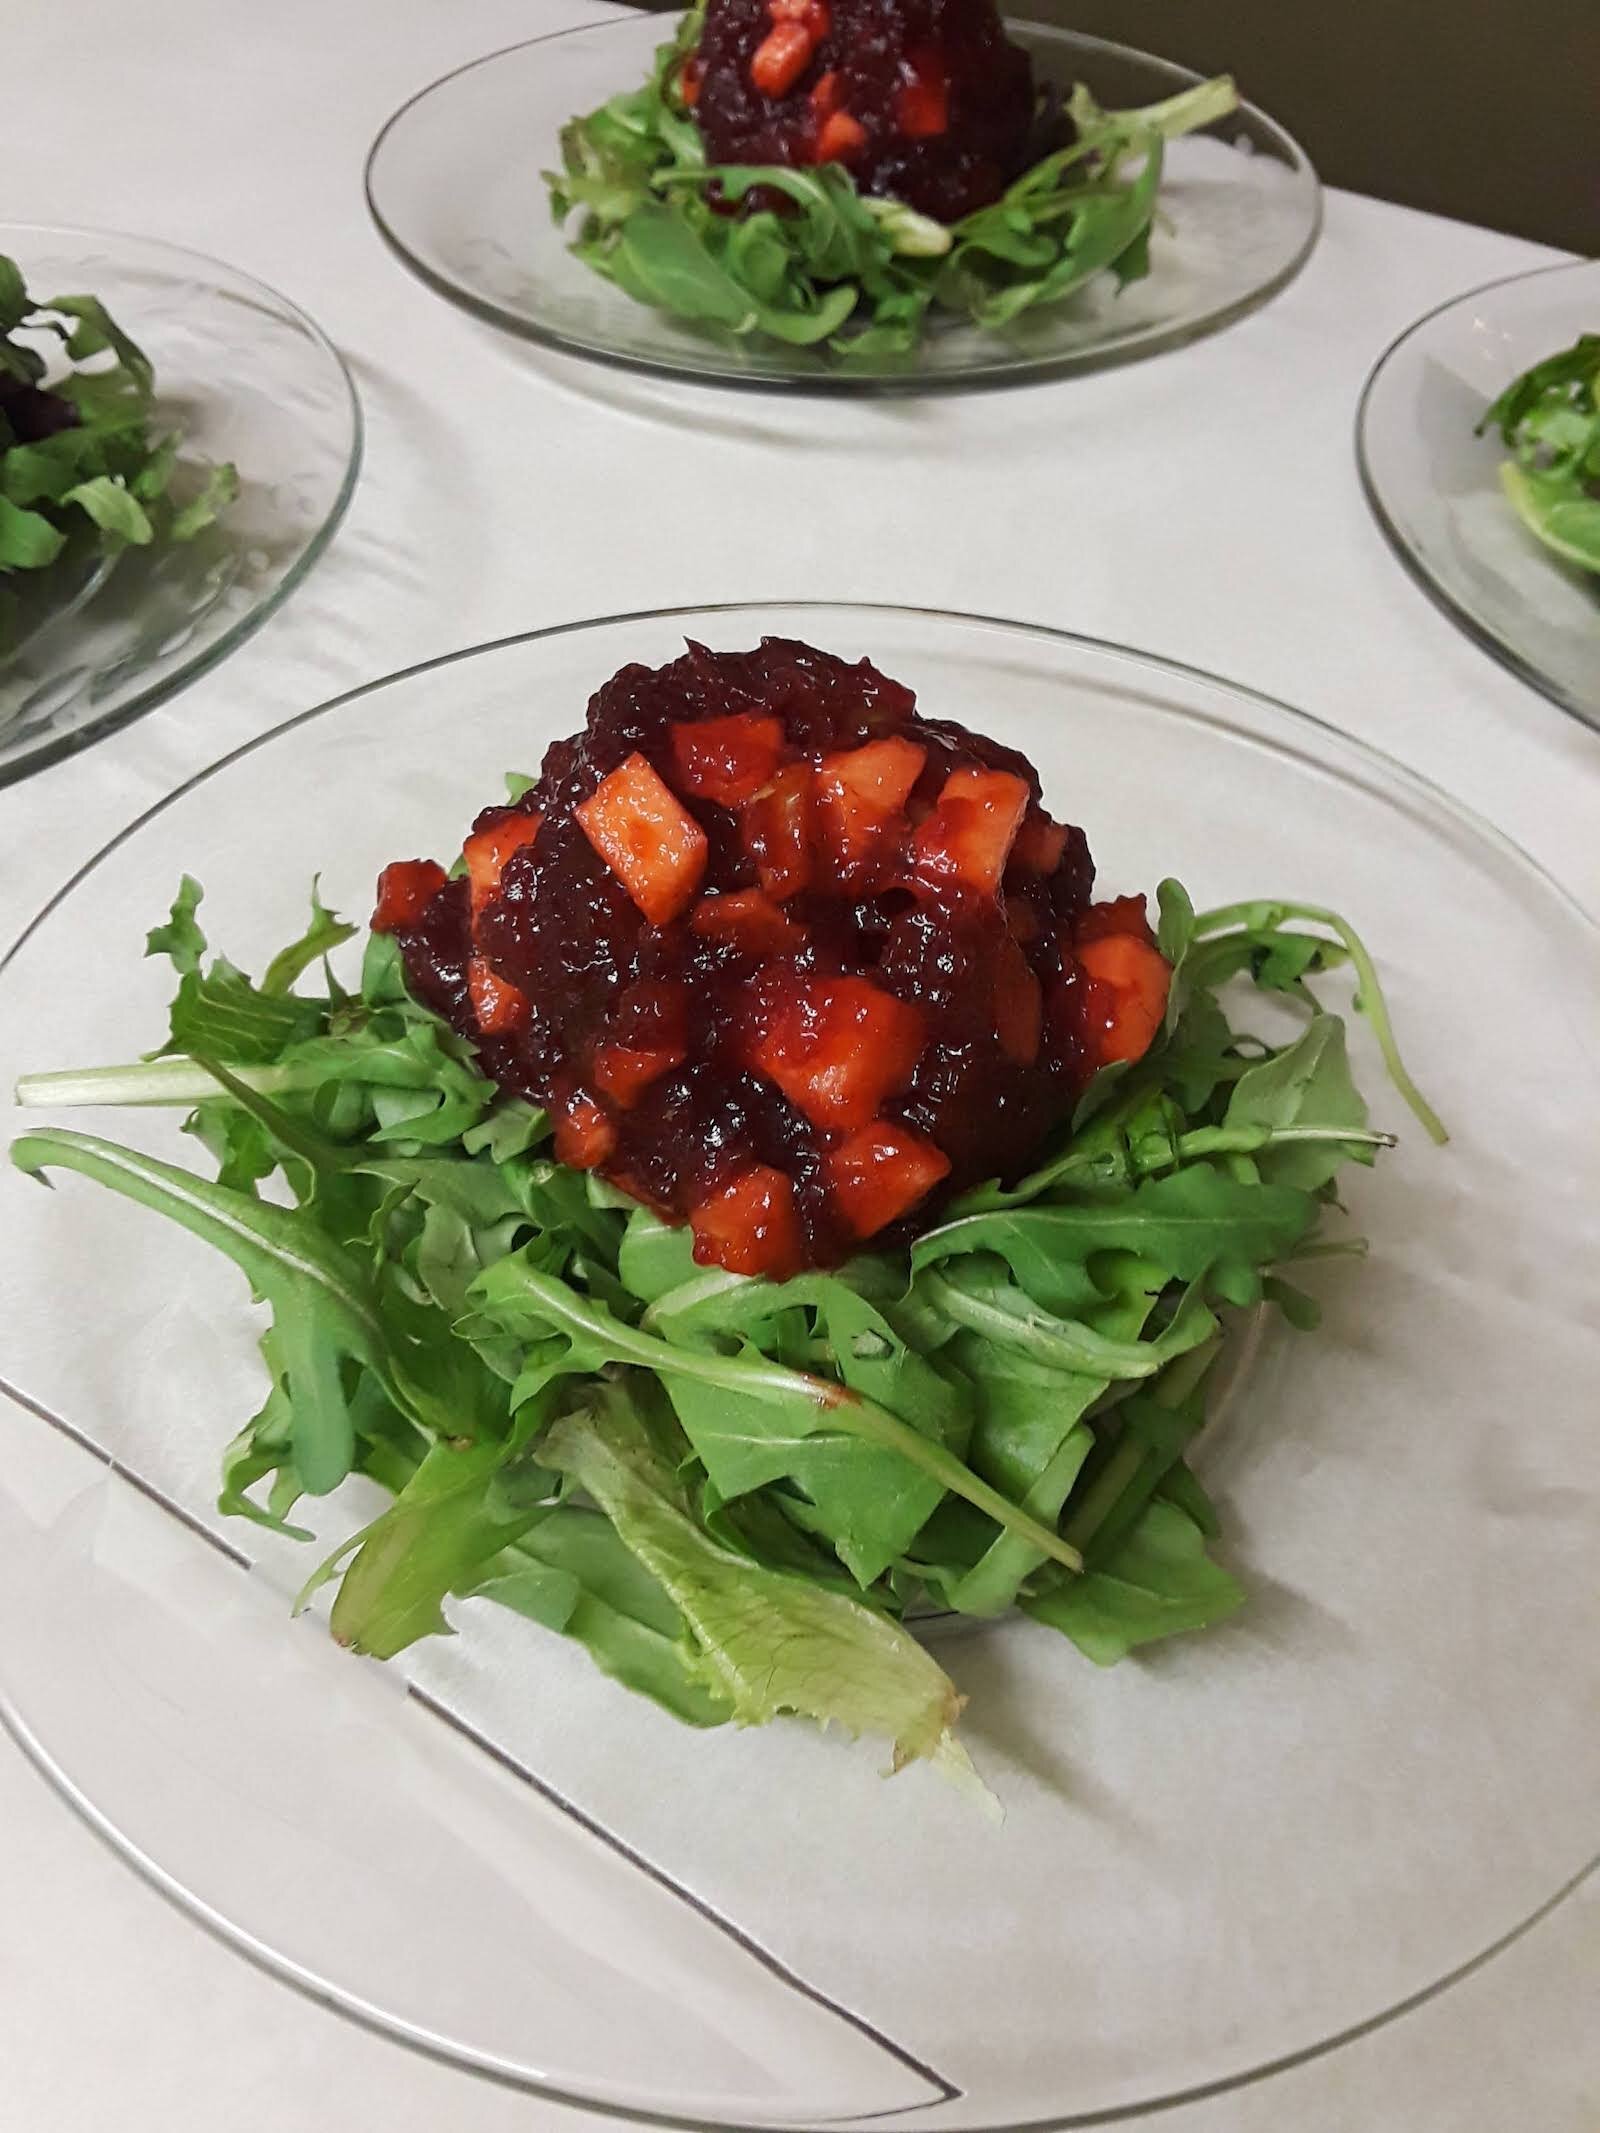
[827,1119,951,1239]
[592,1041,684,1109]
[741,760,816,900]
[691,1164,804,1279]
[815,109,866,159]
[814,736,926,877]
[468,955,529,1036]
[912,768,1030,894]
[1076,893,1157,946]
[576,753,708,926]
[1077,932,1171,1067]
[751,975,925,1132]
[463,810,542,919]
[669,714,785,808]
[553,1094,618,1171]
[372,858,446,934]
[690,888,804,958]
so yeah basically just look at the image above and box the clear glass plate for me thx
[2,605,1596,2133]
[1356,258,1600,730]
[365,15,1320,395]
[0,223,362,785]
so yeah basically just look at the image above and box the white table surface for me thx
[3,3,1597,2127]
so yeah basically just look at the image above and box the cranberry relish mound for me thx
[377,639,1171,1278]
[687,0,1038,222]
[545,5,1240,358]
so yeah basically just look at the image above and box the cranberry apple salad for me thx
[13,639,1443,1796]
[547,0,1240,359]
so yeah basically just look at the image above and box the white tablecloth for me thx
[3,3,1596,2127]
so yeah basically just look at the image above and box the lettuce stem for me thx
[15,1058,306,1109]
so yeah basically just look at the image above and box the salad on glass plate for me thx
[12,632,1444,1796]
[0,223,359,786]
[1477,331,1600,577]
[1357,257,1600,730]
[365,6,1319,392]
[548,0,1242,360]
[0,251,236,645]
[3,605,1595,2130]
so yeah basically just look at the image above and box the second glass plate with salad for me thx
[1357,257,1600,729]
[1,604,1596,2132]
[366,9,1319,394]
[0,223,360,784]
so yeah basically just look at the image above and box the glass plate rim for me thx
[0,217,365,789]
[1353,253,1598,732]
[3,598,1596,2133]
[363,13,1323,399]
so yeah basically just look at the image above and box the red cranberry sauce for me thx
[687,0,1037,222]
[380,638,1168,1277]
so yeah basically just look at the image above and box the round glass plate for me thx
[0,223,362,786]
[365,15,1320,395]
[1356,258,1600,730]
[1,605,1596,2133]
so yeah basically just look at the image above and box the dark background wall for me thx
[624,0,1598,253]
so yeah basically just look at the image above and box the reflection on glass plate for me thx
[2,606,1597,2132]
[1357,258,1600,729]
[0,223,361,785]
[366,15,1320,395]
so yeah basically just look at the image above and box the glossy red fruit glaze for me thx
[385,636,1171,1274]
[690,0,1037,221]
[669,711,785,807]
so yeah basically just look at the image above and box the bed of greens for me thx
[1478,332,1600,576]
[11,867,1443,1796]
[547,8,1238,360]
[0,252,236,646]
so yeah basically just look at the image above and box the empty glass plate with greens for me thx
[0,224,360,785]
[1357,258,1600,730]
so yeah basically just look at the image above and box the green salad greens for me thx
[1477,332,1600,575]
[0,252,237,617]
[547,7,1237,359]
[11,868,1443,1795]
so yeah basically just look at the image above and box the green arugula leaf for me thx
[1222,1015,1373,1189]
[1499,461,1600,573]
[11,1128,388,1495]
[260,879,357,996]
[1478,333,1600,445]
[43,291,155,394]
[0,492,67,569]
[1023,1495,1244,1664]
[660,1279,969,1588]
[167,963,324,1065]
[915,1168,1316,1301]
[0,254,28,331]
[58,474,153,545]
[170,459,240,542]
[145,875,208,975]
[322,1434,556,1658]
[466,1255,1084,1572]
